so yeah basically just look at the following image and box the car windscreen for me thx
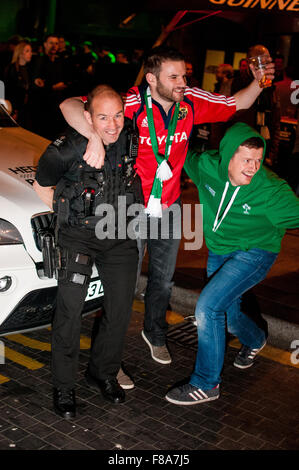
[0,105,18,127]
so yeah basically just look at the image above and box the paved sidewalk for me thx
[0,309,298,451]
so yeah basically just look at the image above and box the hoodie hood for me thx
[218,122,266,183]
[211,123,266,233]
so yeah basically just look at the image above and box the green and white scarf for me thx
[144,86,180,218]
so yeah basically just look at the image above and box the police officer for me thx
[33,85,143,419]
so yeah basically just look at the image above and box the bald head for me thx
[85,85,124,115]
[84,85,124,145]
[247,44,270,59]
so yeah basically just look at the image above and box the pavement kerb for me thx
[137,275,299,352]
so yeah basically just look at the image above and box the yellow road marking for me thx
[0,334,91,385]
[166,311,185,325]
[133,300,145,313]
[7,334,91,351]
[4,347,44,370]
[8,334,51,351]
[80,336,91,349]
[0,374,10,384]
[229,338,299,369]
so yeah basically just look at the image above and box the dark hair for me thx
[84,84,123,113]
[240,137,264,149]
[143,46,185,77]
[44,33,59,42]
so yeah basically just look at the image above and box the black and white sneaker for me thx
[165,383,220,406]
[233,341,266,369]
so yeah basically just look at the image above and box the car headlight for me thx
[0,276,12,291]
[0,219,23,245]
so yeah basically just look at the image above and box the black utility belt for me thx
[68,213,139,230]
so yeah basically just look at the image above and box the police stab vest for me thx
[53,117,143,230]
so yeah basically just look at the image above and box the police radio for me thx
[128,112,139,160]
[83,188,95,216]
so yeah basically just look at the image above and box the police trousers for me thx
[51,226,138,389]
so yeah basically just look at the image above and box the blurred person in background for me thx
[31,34,69,139]
[0,35,23,80]
[214,63,234,96]
[4,40,34,129]
[57,35,72,61]
[185,61,200,88]
[275,65,298,119]
[273,53,285,83]
[209,63,234,148]
[113,50,137,94]
[274,65,299,181]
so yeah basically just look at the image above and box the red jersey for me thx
[124,86,236,208]
[82,88,236,207]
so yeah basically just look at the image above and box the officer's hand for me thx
[83,133,105,169]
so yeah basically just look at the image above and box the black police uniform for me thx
[35,118,142,391]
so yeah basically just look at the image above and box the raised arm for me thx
[60,97,92,137]
[59,97,105,169]
[233,61,275,111]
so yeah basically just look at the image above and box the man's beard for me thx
[156,78,185,103]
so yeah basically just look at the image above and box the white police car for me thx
[0,103,103,335]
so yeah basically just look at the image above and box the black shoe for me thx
[85,370,125,404]
[53,387,76,419]
[233,341,266,369]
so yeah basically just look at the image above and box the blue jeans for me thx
[141,200,182,346]
[190,248,278,390]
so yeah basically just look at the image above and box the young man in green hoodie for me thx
[165,122,299,406]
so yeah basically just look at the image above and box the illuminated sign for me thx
[208,0,299,12]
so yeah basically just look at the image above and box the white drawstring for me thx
[213,182,240,232]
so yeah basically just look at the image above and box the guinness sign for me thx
[147,0,299,13]
[209,0,299,12]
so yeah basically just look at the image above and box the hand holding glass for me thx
[247,54,272,88]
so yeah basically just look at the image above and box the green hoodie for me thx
[184,122,299,254]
